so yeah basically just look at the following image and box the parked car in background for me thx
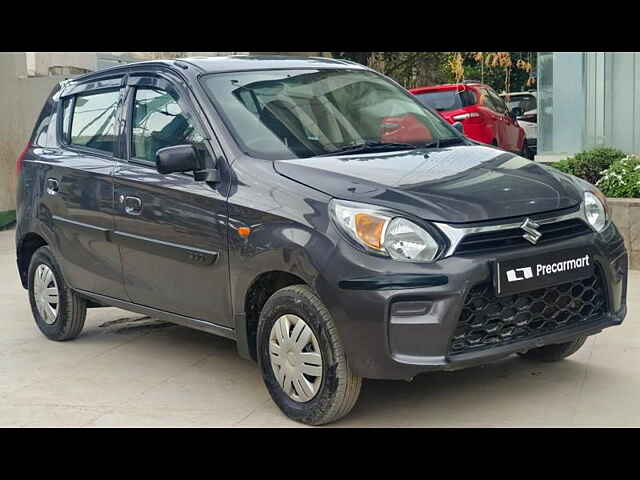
[410,82,529,157]
[501,91,537,159]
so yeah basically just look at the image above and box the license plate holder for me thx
[495,248,594,297]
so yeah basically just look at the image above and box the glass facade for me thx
[538,52,640,158]
[537,52,586,156]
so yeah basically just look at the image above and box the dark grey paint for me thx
[274,147,582,223]
[15,57,628,381]
[111,161,233,326]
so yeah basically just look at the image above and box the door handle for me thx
[120,195,142,216]
[46,178,59,195]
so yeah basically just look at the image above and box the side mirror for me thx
[510,106,524,119]
[156,145,199,175]
[452,121,464,134]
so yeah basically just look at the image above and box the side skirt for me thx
[74,289,236,341]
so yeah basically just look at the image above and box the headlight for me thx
[329,200,440,262]
[584,191,607,232]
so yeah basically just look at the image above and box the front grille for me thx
[454,218,592,255]
[448,272,607,356]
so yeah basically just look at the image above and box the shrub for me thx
[596,155,640,198]
[551,146,627,185]
[551,158,575,176]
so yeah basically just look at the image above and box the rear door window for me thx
[67,89,120,154]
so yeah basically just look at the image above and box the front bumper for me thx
[316,222,628,380]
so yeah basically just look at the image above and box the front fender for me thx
[229,220,334,316]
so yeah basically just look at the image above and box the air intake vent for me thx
[448,271,606,356]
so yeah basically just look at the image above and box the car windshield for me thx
[200,69,462,160]
[503,94,537,112]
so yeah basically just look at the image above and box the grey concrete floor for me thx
[1,228,639,427]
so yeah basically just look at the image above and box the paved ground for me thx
[1,228,639,427]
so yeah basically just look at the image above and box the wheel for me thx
[257,284,362,425]
[28,246,86,341]
[520,142,532,159]
[518,336,587,362]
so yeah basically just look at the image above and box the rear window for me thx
[64,89,120,154]
[413,89,476,112]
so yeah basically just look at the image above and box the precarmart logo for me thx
[506,254,590,283]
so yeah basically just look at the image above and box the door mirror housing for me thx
[156,145,199,175]
[510,106,524,119]
[452,121,464,134]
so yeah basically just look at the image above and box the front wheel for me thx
[257,285,362,425]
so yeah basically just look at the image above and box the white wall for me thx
[25,52,96,76]
[0,53,67,212]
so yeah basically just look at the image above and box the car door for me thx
[487,87,519,151]
[477,87,503,146]
[41,79,127,299]
[111,73,233,327]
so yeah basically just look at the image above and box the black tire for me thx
[521,142,532,159]
[257,285,362,425]
[518,336,587,362]
[28,245,86,341]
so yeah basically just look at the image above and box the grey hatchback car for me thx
[16,56,628,425]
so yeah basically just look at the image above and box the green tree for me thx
[332,51,537,92]
[332,51,450,88]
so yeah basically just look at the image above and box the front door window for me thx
[131,88,205,163]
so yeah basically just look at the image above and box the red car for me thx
[409,82,529,157]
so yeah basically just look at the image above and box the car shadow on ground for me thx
[82,313,618,426]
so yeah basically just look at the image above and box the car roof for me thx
[67,55,368,86]
[500,91,537,97]
[177,55,365,73]
[409,83,485,94]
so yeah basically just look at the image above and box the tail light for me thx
[452,112,480,121]
[16,143,29,175]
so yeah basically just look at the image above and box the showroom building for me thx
[537,52,640,161]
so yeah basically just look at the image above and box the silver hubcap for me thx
[269,314,323,402]
[33,264,59,325]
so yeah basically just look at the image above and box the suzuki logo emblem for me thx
[521,218,542,245]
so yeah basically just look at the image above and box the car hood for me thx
[273,145,583,224]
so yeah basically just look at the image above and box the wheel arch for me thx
[237,269,310,362]
[16,232,49,289]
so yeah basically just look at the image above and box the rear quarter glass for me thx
[31,84,61,148]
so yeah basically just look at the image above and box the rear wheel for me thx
[518,336,587,362]
[257,285,362,425]
[28,246,86,341]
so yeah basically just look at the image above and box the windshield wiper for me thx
[422,137,467,149]
[318,141,418,157]
[438,137,466,147]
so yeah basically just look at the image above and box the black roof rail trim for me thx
[69,60,184,83]
[173,59,205,72]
